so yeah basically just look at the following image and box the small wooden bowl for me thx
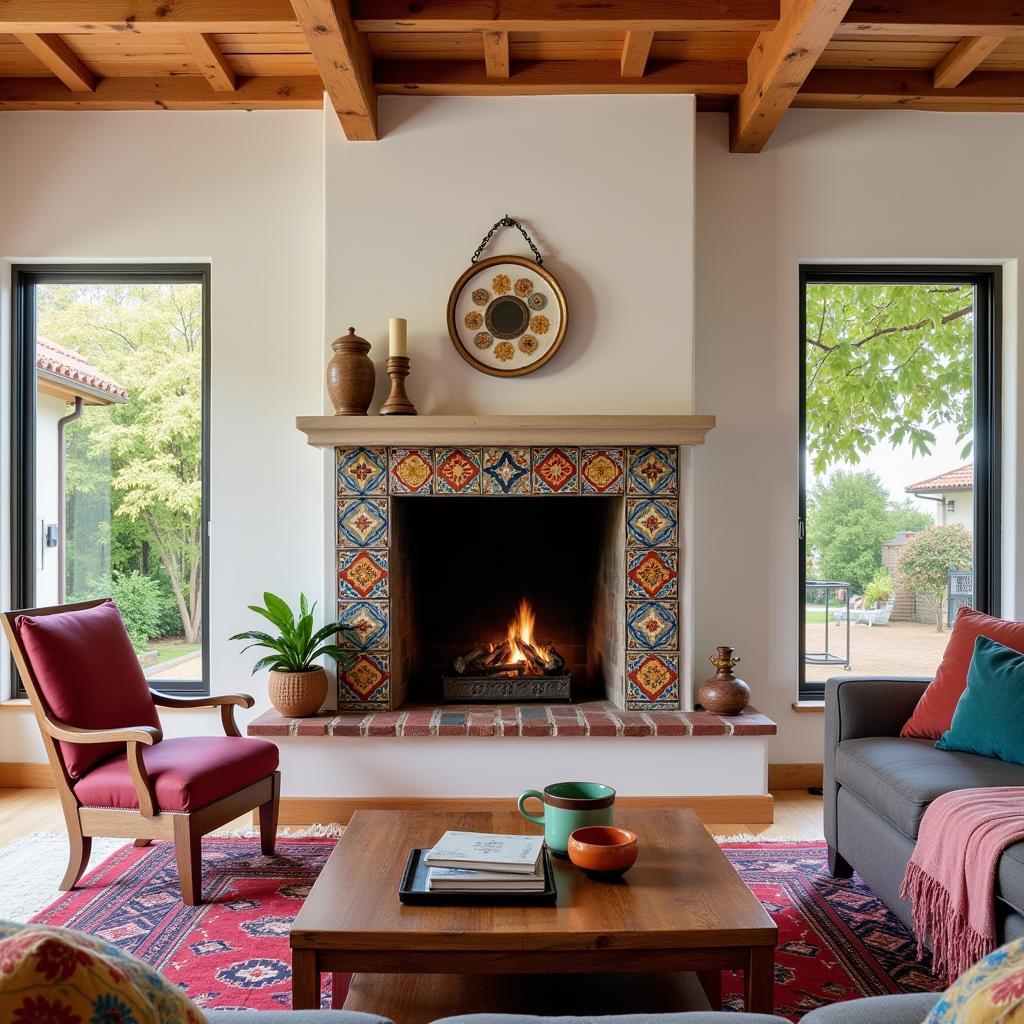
[567,826,638,877]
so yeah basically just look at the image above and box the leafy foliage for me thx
[231,592,357,674]
[863,568,894,610]
[806,283,974,475]
[807,470,933,594]
[897,524,973,632]
[110,571,164,651]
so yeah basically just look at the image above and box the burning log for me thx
[542,645,565,674]
[482,640,511,668]
[518,640,548,676]
[454,646,487,675]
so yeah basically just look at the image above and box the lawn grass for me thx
[149,640,200,665]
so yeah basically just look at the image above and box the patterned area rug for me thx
[28,838,944,1019]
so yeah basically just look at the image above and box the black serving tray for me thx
[398,848,558,905]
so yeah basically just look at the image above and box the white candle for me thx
[389,317,408,358]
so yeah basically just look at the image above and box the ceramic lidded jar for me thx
[697,646,751,716]
[326,327,375,415]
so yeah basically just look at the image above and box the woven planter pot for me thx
[268,667,328,718]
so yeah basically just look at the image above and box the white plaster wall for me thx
[694,108,1024,764]
[34,394,65,608]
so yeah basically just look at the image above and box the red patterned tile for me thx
[580,448,624,495]
[434,448,482,494]
[390,447,434,494]
[532,446,579,494]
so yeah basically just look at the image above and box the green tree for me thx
[806,283,974,474]
[38,283,203,643]
[897,524,973,632]
[807,470,932,594]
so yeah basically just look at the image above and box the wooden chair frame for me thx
[1,598,280,906]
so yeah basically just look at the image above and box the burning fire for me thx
[506,598,536,664]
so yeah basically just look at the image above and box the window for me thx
[11,266,210,694]
[799,266,1000,700]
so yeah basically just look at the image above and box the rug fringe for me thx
[713,834,823,843]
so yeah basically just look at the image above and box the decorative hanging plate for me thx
[447,217,567,378]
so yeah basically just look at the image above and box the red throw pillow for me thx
[901,607,1024,740]
[16,600,160,778]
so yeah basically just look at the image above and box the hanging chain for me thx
[470,215,544,266]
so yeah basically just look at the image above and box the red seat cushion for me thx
[16,601,161,779]
[73,737,279,813]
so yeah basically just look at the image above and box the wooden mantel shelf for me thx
[296,414,715,447]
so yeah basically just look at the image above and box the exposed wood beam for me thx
[374,59,746,95]
[730,0,856,153]
[14,33,94,91]
[841,2,1024,38]
[0,1,297,34]
[933,36,1004,89]
[182,32,237,91]
[797,68,1024,111]
[352,0,779,33]
[0,75,323,109]
[482,30,509,79]
[621,30,655,78]
[290,0,378,141]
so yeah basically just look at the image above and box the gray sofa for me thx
[825,675,1024,943]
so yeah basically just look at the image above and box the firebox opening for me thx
[389,496,625,706]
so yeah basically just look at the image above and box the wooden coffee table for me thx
[290,809,777,1018]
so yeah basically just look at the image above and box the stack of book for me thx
[424,830,546,893]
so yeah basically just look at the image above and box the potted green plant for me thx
[230,592,355,717]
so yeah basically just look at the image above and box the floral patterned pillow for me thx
[0,920,204,1024]
[926,937,1024,1022]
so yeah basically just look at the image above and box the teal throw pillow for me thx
[936,635,1024,765]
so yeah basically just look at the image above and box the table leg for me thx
[696,970,722,1010]
[745,946,775,1014]
[291,949,320,1010]
[331,972,353,1009]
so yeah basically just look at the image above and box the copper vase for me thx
[697,646,750,716]
[326,327,375,415]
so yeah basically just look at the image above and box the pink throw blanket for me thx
[900,787,1024,982]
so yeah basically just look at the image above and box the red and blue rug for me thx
[29,839,943,1019]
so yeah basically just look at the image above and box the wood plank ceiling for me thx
[2,2,1024,151]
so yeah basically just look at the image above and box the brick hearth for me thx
[247,701,776,738]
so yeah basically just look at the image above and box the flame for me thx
[506,598,536,663]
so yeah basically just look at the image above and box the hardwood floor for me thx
[0,788,824,848]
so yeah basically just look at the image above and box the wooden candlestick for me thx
[380,356,417,415]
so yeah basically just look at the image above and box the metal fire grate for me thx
[442,674,572,703]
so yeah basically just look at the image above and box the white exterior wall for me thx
[34,393,66,607]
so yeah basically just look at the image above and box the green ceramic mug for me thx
[517,782,616,855]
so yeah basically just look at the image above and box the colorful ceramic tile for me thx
[337,498,388,548]
[336,447,387,495]
[482,447,531,495]
[626,651,680,704]
[626,498,678,547]
[338,600,389,651]
[580,448,625,495]
[626,601,679,650]
[628,447,678,496]
[627,549,679,600]
[532,446,579,494]
[434,447,482,495]
[390,448,434,494]
[339,652,390,704]
[337,549,389,600]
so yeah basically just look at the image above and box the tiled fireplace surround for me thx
[334,444,683,713]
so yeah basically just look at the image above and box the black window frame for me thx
[10,264,211,697]
[799,264,1001,701]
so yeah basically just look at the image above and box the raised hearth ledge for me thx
[247,701,776,738]
[296,414,715,447]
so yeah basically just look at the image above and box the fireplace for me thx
[334,441,684,713]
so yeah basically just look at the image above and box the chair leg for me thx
[60,821,92,891]
[134,838,153,848]
[259,771,281,856]
[172,816,203,906]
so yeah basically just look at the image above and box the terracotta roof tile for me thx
[905,463,973,494]
[36,336,128,401]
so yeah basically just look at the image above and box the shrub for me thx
[111,571,163,651]
[863,568,894,609]
[897,525,973,632]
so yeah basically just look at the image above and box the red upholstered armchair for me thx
[1,598,280,906]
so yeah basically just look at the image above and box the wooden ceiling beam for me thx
[374,58,746,95]
[182,32,237,91]
[797,68,1024,110]
[933,36,1004,89]
[482,30,510,79]
[352,0,779,33]
[14,33,95,91]
[621,30,655,78]
[730,0,855,153]
[841,2,1024,38]
[0,2,297,34]
[290,0,378,140]
[0,75,323,109]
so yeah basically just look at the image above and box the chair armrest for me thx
[150,691,254,738]
[825,676,931,744]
